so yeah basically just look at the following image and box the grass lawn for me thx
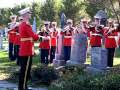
[0,39,120,81]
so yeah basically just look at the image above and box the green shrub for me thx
[32,65,59,86]
[7,64,59,86]
[49,66,120,90]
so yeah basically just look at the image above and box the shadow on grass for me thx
[115,48,120,58]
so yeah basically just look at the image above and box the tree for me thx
[61,0,81,21]
[31,1,41,27]
[40,0,58,21]
[84,0,120,21]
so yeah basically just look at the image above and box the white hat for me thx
[44,21,50,25]
[94,15,101,19]
[52,22,57,25]
[18,7,31,15]
[67,19,73,23]
[10,15,17,19]
[107,18,113,23]
[81,18,89,23]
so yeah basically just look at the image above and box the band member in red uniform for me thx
[80,18,90,47]
[81,18,90,38]
[38,21,50,65]
[50,22,58,63]
[8,15,18,61]
[14,17,23,65]
[104,18,118,67]
[63,19,74,62]
[18,7,39,90]
[118,24,120,48]
[89,16,103,47]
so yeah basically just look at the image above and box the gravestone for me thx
[53,31,65,67]
[91,47,108,69]
[87,47,108,73]
[67,33,87,65]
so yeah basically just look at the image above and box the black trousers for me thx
[9,43,16,61]
[18,56,32,90]
[64,46,71,61]
[14,45,20,65]
[107,48,115,67]
[40,49,49,64]
[50,46,56,63]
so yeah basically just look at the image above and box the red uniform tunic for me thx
[19,22,39,56]
[118,29,120,46]
[89,27,103,47]
[14,27,20,45]
[39,31,50,49]
[8,29,16,43]
[63,27,73,46]
[50,30,58,47]
[104,28,118,48]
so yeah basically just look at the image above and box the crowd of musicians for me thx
[7,7,120,90]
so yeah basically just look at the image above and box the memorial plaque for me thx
[67,33,87,65]
[91,47,108,69]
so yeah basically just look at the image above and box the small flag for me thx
[32,17,37,33]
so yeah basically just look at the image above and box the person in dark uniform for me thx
[8,15,18,61]
[38,21,50,65]
[50,22,58,63]
[104,18,118,67]
[63,19,74,62]
[89,16,104,47]
[18,7,39,90]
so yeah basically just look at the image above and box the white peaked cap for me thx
[94,15,101,19]
[10,15,17,19]
[107,18,113,23]
[52,22,57,25]
[44,21,50,25]
[81,18,89,23]
[67,19,73,23]
[18,7,31,15]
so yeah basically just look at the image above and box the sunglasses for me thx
[19,19,23,21]
[11,17,15,19]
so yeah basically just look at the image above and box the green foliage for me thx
[49,65,120,90]
[31,65,59,86]
[40,0,58,21]
[84,3,101,18]
[61,0,81,21]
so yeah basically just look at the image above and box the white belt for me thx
[21,37,33,42]
[91,33,102,37]
[64,36,72,38]
[107,36,115,38]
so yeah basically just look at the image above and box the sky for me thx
[0,0,41,8]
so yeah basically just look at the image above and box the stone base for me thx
[86,66,106,74]
[55,53,64,60]
[53,59,65,68]
[67,60,84,65]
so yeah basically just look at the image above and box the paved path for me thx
[0,80,48,90]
